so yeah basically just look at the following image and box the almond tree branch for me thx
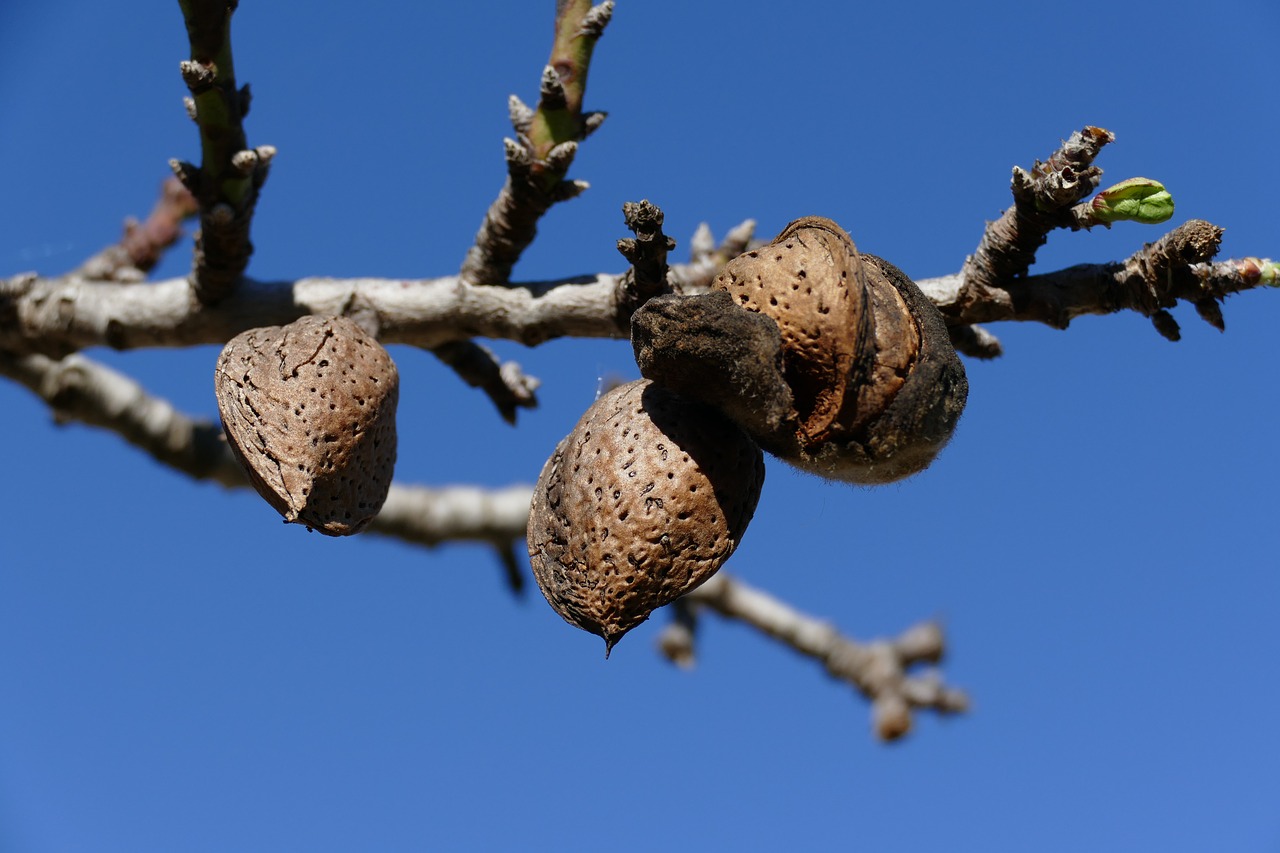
[74,177,198,282]
[175,0,274,305]
[429,341,541,425]
[431,2,613,422]
[660,571,969,740]
[6,237,1274,358]
[614,199,677,322]
[934,126,1274,355]
[919,221,1277,335]
[458,1,613,286]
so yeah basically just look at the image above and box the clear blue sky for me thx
[2,2,1278,851]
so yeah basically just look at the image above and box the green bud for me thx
[1089,177,1175,224]
[1241,257,1279,287]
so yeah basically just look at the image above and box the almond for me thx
[713,216,868,443]
[527,379,764,654]
[215,315,399,535]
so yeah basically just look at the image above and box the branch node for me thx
[230,149,259,175]
[179,59,216,91]
[1194,297,1226,332]
[503,137,532,173]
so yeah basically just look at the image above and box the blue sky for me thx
[2,2,1278,851]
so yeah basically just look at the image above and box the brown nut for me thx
[803,253,968,484]
[215,315,399,536]
[713,216,867,443]
[712,217,966,484]
[527,379,765,654]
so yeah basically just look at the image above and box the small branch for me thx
[176,0,273,304]
[370,484,534,549]
[947,323,1003,359]
[458,1,613,286]
[429,340,540,425]
[614,199,676,322]
[0,350,246,487]
[955,126,1113,319]
[666,572,968,740]
[667,219,758,294]
[657,597,699,669]
[74,177,198,281]
[920,220,1267,336]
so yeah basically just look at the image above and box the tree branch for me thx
[74,177,198,282]
[6,233,1273,358]
[176,0,273,304]
[919,220,1275,334]
[428,340,540,425]
[659,571,969,740]
[458,1,613,286]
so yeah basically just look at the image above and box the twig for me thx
[429,340,540,425]
[959,126,1114,300]
[458,1,613,286]
[665,572,969,740]
[74,178,198,281]
[918,220,1271,336]
[614,199,676,322]
[666,219,757,293]
[175,0,273,304]
[947,323,1003,360]
[442,2,613,422]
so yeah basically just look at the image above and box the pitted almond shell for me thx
[713,216,868,443]
[215,315,399,536]
[527,379,765,653]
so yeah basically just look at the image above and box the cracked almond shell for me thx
[527,379,765,653]
[714,217,966,484]
[713,216,868,444]
[797,253,968,484]
[215,314,399,536]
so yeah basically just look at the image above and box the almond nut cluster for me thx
[710,217,967,484]
[530,216,967,651]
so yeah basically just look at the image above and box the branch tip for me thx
[1151,309,1181,341]
[179,59,216,90]
[579,1,615,38]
